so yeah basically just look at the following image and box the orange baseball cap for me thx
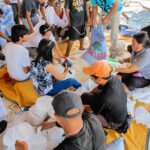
[83,61,112,78]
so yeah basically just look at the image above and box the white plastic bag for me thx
[42,127,65,150]
[135,106,150,128]
[127,98,136,117]
[75,79,97,96]
[3,122,47,150]
[0,97,8,121]
[128,87,150,104]
[28,96,54,126]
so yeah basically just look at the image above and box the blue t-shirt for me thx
[92,0,123,13]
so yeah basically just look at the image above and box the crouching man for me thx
[81,61,129,133]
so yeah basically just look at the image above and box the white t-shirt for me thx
[3,42,30,81]
[45,6,68,28]
[23,31,55,48]
[55,8,69,28]
[45,6,56,26]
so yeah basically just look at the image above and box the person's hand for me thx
[18,11,22,19]
[39,121,55,131]
[102,17,109,26]
[91,87,100,94]
[60,29,65,37]
[119,59,124,64]
[15,140,28,150]
[86,17,92,26]
[64,64,69,73]
[7,37,12,42]
[30,28,34,34]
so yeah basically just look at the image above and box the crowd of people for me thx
[0,0,150,149]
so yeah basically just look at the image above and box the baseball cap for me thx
[83,61,112,78]
[52,92,82,118]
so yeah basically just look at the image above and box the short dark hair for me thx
[39,24,51,36]
[34,39,55,66]
[11,25,29,42]
[133,31,150,48]
[0,9,3,15]
[141,25,150,39]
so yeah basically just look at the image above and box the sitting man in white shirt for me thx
[3,25,31,81]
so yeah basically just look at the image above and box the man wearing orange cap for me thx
[81,61,128,133]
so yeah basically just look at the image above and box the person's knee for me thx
[67,78,81,87]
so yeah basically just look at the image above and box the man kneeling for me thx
[15,92,106,150]
[81,61,129,133]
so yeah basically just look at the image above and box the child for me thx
[23,24,55,48]
[45,0,57,26]
[3,25,31,81]
[65,0,90,57]
[54,0,69,40]
[31,39,81,96]
[45,0,69,41]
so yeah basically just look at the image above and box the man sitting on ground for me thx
[3,25,30,81]
[81,61,128,133]
[15,92,106,150]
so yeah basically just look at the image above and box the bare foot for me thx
[79,47,85,51]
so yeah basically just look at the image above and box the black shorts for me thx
[69,25,86,41]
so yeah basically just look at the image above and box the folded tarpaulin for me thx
[105,100,150,150]
[0,66,40,107]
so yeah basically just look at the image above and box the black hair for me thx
[133,31,150,48]
[0,9,3,15]
[39,24,51,36]
[141,25,150,39]
[34,39,55,66]
[11,25,29,42]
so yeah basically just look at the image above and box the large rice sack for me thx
[82,24,106,64]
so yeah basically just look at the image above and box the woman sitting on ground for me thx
[31,39,81,96]
[115,31,150,91]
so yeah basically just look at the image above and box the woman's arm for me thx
[115,64,139,74]
[119,57,131,64]
[45,64,69,81]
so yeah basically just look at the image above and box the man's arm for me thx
[102,0,119,26]
[91,5,98,26]
[65,9,70,26]
[40,121,56,130]
[26,11,34,33]
[17,0,21,18]
[86,1,91,25]
[40,7,46,21]
[0,31,11,42]
[65,0,70,26]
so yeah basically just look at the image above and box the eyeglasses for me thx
[91,75,111,80]
[90,75,98,79]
